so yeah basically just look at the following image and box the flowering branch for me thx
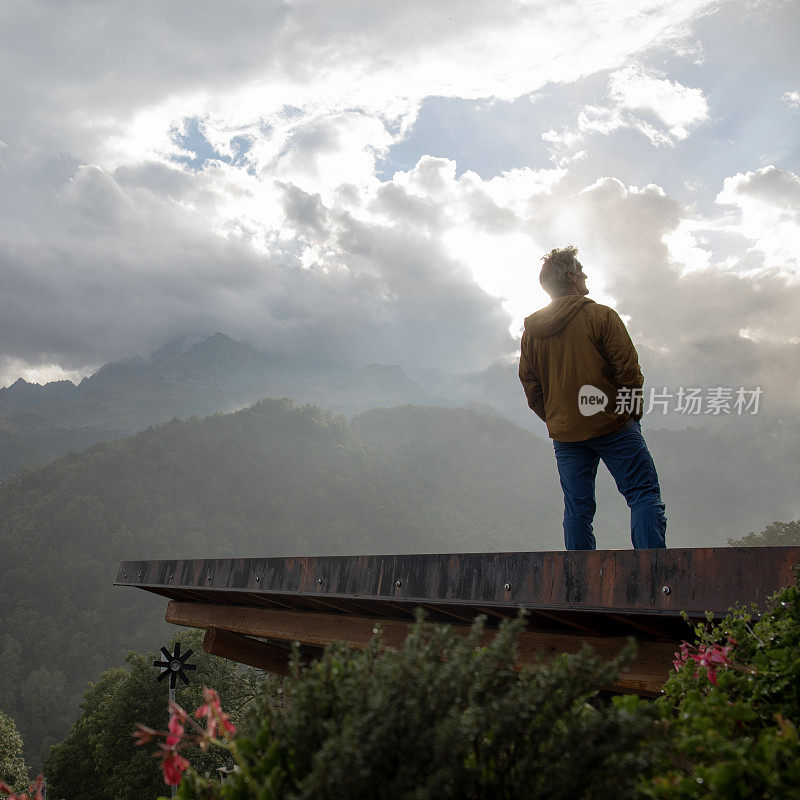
[672,639,749,686]
[134,688,239,787]
[195,687,237,743]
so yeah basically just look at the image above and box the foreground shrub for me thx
[163,613,660,800]
[646,569,800,799]
[137,571,799,799]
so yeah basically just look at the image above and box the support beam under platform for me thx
[116,547,800,695]
[203,627,295,675]
[173,600,678,694]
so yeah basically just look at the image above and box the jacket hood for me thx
[524,295,594,338]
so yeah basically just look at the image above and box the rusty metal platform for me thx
[115,547,799,632]
[115,547,800,693]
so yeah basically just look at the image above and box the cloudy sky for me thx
[1,0,798,413]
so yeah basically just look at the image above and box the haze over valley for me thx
[1,0,798,781]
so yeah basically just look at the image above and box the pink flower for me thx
[687,643,731,685]
[166,714,184,747]
[672,641,693,672]
[160,749,190,786]
[195,687,221,717]
[695,644,730,667]
[709,647,730,665]
[690,651,709,668]
[195,687,236,739]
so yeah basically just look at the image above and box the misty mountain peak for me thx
[147,335,198,365]
[190,332,244,353]
[181,332,261,366]
[0,376,80,412]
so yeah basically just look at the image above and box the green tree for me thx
[44,630,262,800]
[0,709,27,789]
[173,614,661,800]
[728,519,800,547]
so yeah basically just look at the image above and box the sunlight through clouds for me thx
[717,166,800,275]
[0,0,798,404]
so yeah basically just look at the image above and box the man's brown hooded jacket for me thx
[519,296,644,442]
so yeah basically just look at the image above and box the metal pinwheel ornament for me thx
[153,641,196,689]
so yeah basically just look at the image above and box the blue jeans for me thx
[553,419,667,550]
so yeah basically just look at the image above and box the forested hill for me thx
[0,400,561,767]
[0,334,444,479]
[1,399,799,767]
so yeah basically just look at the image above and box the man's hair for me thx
[539,245,582,298]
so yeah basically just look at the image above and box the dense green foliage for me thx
[0,401,562,767]
[2,396,797,768]
[38,570,799,799]
[153,575,800,800]
[646,572,800,799]
[728,519,800,547]
[174,614,660,800]
[0,709,27,790]
[43,630,261,800]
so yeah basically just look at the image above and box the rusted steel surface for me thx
[116,546,799,637]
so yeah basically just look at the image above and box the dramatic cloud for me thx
[543,66,709,155]
[716,166,800,271]
[0,149,516,376]
[608,66,709,141]
[0,0,717,161]
[559,176,800,416]
[0,0,798,424]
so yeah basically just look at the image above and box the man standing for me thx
[519,245,667,550]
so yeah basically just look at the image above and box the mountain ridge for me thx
[0,334,455,478]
